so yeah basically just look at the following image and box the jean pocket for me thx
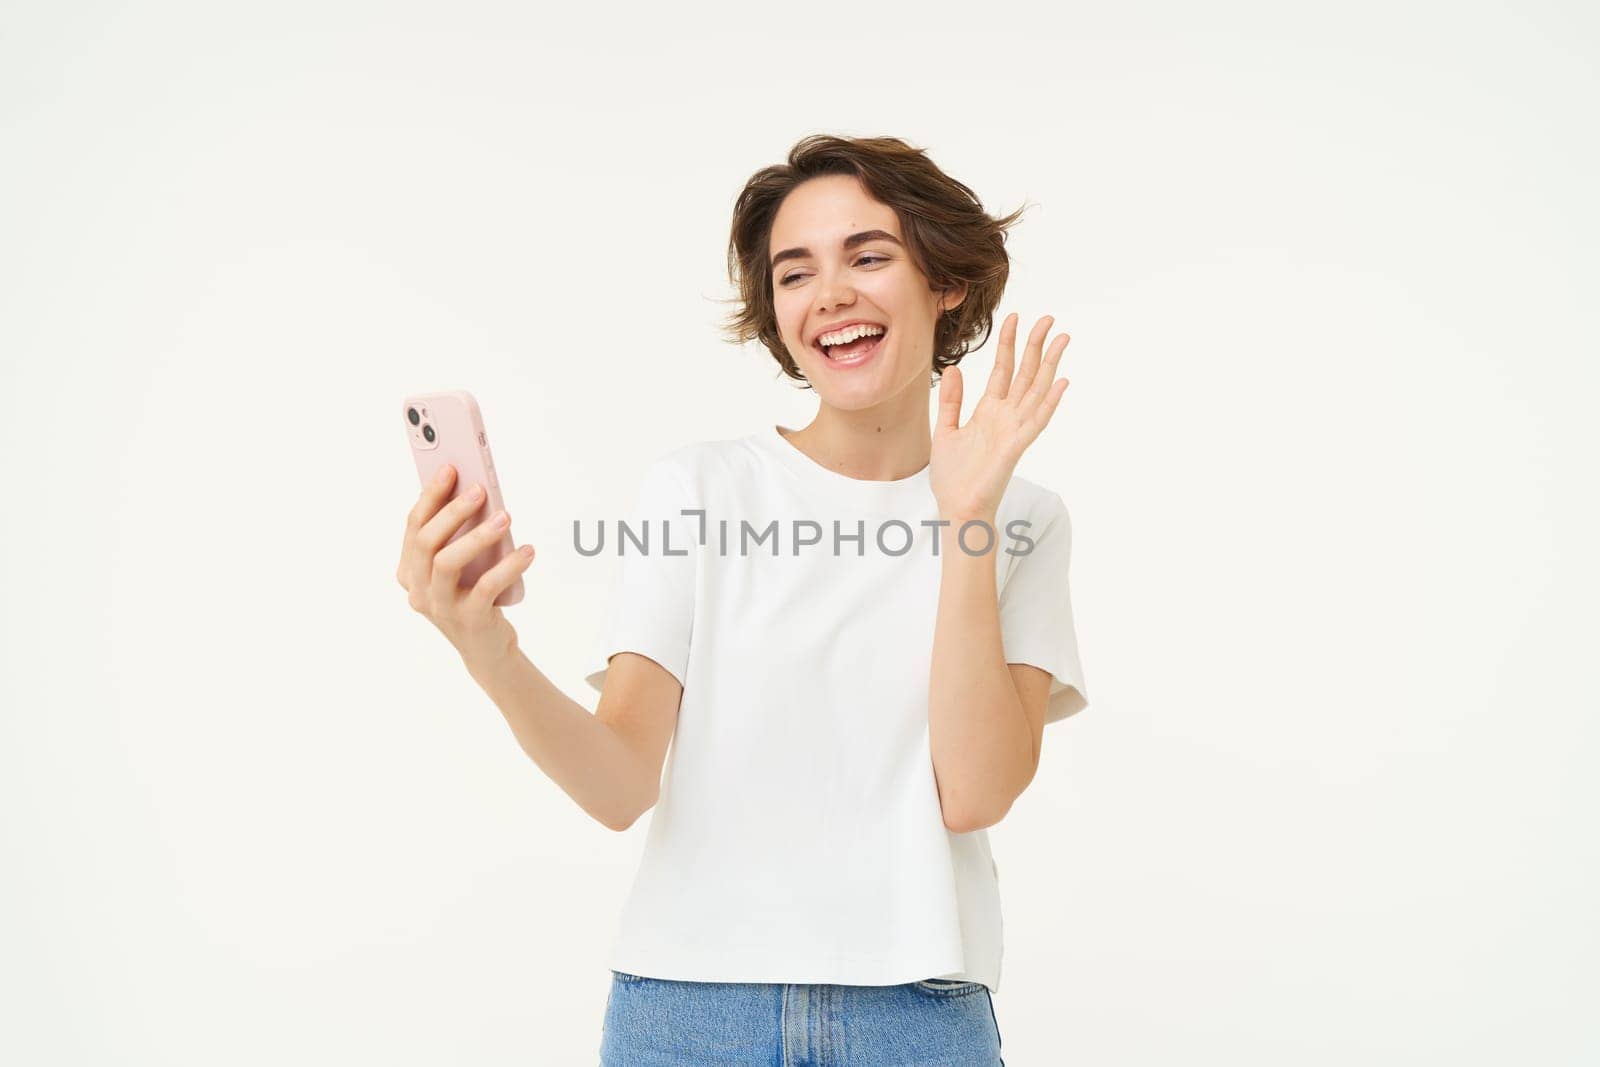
[912,977,986,997]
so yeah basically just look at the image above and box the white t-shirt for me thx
[583,423,1089,994]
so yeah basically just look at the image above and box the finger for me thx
[937,366,963,432]
[406,463,457,532]
[1020,331,1071,414]
[1009,315,1055,404]
[431,508,510,609]
[400,464,458,589]
[436,505,513,577]
[986,312,1018,400]
[418,481,491,556]
[1022,377,1071,440]
[467,541,537,612]
[422,486,493,600]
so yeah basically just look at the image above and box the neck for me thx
[782,393,931,481]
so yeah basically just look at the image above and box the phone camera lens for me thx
[407,407,421,426]
[422,424,436,443]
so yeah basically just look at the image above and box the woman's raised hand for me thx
[929,311,1072,521]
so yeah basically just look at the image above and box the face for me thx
[767,174,965,409]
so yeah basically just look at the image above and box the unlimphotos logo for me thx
[573,511,1038,558]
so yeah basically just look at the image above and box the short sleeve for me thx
[999,492,1089,724]
[583,459,697,693]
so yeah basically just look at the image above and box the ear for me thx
[938,282,970,315]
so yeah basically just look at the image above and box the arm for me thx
[464,645,681,832]
[925,310,1075,833]
[927,516,1051,833]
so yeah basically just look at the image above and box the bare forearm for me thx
[463,644,654,831]
[928,516,1034,830]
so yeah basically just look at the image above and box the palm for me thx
[929,312,1072,519]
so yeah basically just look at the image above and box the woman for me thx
[398,134,1089,1065]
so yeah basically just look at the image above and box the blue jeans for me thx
[599,971,1005,1066]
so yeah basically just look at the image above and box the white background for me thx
[3,1,1595,1063]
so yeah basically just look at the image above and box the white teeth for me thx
[818,323,885,348]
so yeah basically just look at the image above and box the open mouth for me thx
[816,327,888,365]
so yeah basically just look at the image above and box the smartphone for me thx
[400,389,524,607]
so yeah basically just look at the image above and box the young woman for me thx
[397,134,1089,1065]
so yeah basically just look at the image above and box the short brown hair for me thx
[717,134,1028,389]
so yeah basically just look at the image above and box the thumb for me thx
[937,366,963,431]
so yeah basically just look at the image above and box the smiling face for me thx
[768,174,964,410]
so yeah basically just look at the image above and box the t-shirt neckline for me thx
[754,423,935,515]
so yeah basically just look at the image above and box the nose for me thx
[815,268,856,314]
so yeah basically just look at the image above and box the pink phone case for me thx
[401,389,524,607]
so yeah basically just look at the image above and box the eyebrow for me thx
[769,229,903,273]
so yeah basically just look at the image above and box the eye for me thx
[779,255,889,287]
